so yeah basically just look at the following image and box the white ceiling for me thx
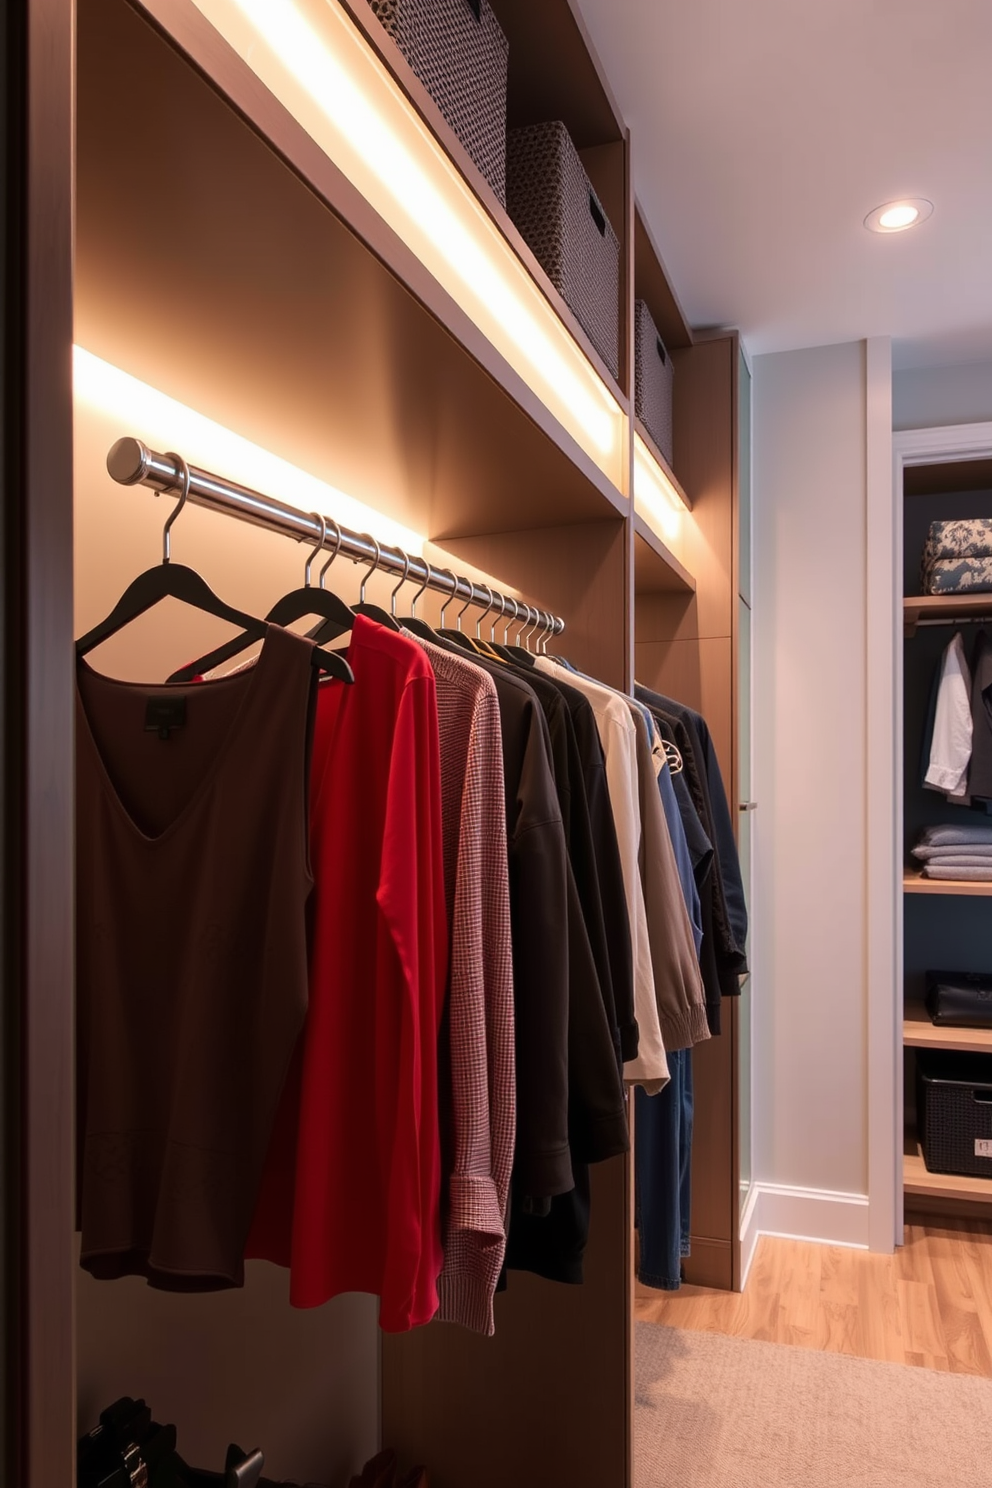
[574,0,992,369]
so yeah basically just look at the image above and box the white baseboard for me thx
[740,1182,870,1287]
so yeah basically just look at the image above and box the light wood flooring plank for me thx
[633,1219,992,1379]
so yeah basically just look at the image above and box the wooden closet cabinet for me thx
[5,0,748,1482]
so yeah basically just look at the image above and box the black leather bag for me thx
[925,970,992,1027]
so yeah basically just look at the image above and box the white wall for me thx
[893,359,992,430]
[751,342,871,1228]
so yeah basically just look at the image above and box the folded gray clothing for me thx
[923,518,992,565]
[916,823,992,848]
[922,556,992,595]
[912,843,992,861]
[922,863,992,880]
[921,855,992,868]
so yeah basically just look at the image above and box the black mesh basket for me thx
[917,1051,992,1178]
[507,121,620,381]
[634,300,674,465]
[370,0,508,205]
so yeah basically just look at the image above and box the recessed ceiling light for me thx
[864,198,933,234]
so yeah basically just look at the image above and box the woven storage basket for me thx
[507,121,620,381]
[371,0,508,204]
[634,300,674,465]
[917,1051,992,1178]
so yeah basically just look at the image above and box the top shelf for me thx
[904,593,992,636]
[81,0,631,544]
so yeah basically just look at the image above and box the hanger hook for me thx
[503,597,519,646]
[476,585,494,639]
[513,603,532,648]
[161,453,191,564]
[318,517,344,588]
[439,569,460,629]
[490,591,506,644]
[408,559,432,619]
[454,584,476,633]
[304,513,328,587]
[539,611,554,653]
[390,552,412,618]
[358,535,381,605]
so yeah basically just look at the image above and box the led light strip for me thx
[189,0,625,485]
[633,432,686,544]
[73,346,427,557]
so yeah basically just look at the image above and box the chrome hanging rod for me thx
[106,438,565,639]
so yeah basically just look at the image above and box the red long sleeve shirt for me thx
[248,616,448,1332]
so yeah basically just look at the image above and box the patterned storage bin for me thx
[507,121,620,381]
[917,1051,992,1178]
[923,555,992,596]
[923,517,992,566]
[634,299,674,465]
[371,0,508,204]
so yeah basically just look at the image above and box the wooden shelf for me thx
[633,512,695,596]
[904,1000,992,1053]
[904,1144,992,1204]
[904,593,992,636]
[79,0,629,545]
[904,869,992,896]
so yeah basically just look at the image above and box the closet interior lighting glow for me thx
[73,346,427,558]
[191,0,624,483]
[633,434,683,543]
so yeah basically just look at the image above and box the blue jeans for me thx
[634,1048,693,1290]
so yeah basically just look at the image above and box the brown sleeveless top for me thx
[75,625,315,1289]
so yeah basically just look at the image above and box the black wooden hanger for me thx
[75,458,353,686]
[168,514,355,683]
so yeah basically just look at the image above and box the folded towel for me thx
[922,555,992,596]
[922,863,992,881]
[924,518,992,565]
[916,824,992,848]
[912,843,992,861]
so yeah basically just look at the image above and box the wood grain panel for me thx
[488,0,624,145]
[13,0,76,1482]
[442,520,628,690]
[670,338,736,642]
[382,1156,631,1488]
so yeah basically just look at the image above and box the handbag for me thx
[925,970,992,1027]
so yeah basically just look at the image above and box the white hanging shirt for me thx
[925,632,973,795]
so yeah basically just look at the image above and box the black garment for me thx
[471,658,574,1202]
[504,661,627,1073]
[445,647,627,1288]
[636,684,748,972]
[635,688,740,1035]
[969,629,992,803]
[551,676,638,1063]
[463,652,628,1167]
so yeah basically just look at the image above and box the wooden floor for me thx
[634,1219,992,1377]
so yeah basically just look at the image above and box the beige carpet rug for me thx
[635,1322,992,1487]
